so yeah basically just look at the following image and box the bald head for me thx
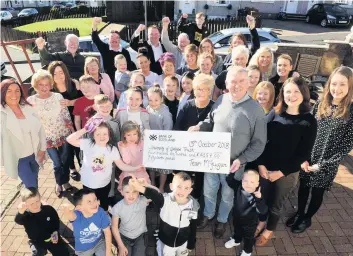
[178,33,190,51]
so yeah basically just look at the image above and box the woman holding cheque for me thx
[174,73,215,199]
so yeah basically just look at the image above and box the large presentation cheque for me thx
[143,130,231,174]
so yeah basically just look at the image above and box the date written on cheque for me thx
[189,140,230,149]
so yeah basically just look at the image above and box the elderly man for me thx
[130,24,166,75]
[189,66,267,238]
[91,17,136,83]
[35,34,84,80]
[161,16,190,69]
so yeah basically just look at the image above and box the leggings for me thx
[83,183,111,211]
[297,181,326,218]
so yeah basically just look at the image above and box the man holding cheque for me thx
[188,66,267,238]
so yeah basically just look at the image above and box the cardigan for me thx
[1,105,46,179]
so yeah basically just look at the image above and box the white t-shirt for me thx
[80,139,121,189]
[144,71,159,89]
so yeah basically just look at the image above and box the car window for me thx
[326,5,346,14]
[259,36,270,42]
[216,36,231,46]
[79,41,93,52]
[311,5,318,11]
[208,32,225,43]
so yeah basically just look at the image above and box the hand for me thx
[93,17,102,25]
[182,13,188,19]
[118,244,128,256]
[258,166,269,179]
[246,15,256,29]
[230,159,241,173]
[268,171,284,182]
[35,37,46,50]
[128,176,142,190]
[37,150,46,164]
[137,177,147,187]
[84,116,105,133]
[62,203,75,214]
[292,71,300,78]
[17,202,27,214]
[162,16,170,25]
[187,125,200,132]
[253,186,262,199]
[308,164,319,172]
[51,231,58,244]
[136,24,146,33]
[301,161,309,172]
[60,99,70,107]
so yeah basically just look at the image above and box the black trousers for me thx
[83,183,111,211]
[68,144,81,170]
[29,237,69,256]
[233,211,258,254]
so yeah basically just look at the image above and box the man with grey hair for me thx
[189,66,267,238]
[35,34,85,79]
[161,16,190,68]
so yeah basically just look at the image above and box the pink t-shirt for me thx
[96,73,115,103]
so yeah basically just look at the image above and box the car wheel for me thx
[305,16,310,23]
[320,19,328,27]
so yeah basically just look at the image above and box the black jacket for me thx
[129,34,166,75]
[177,17,209,47]
[91,30,136,83]
[144,187,199,249]
[269,70,295,101]
[15,205,60,242]
[226,173,268,217]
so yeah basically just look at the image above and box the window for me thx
[217,36,231,46]
[14,0,21,5]
[259,36,270,42]
[250,0,274,3]
[208,0,230,6]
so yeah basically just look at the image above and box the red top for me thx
[73,96,94,127]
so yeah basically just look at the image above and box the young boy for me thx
[111,176,150,256]
[73,75,99,130]
[225,170,268,256]
[177,12,209,47]
[129,172,199,256]
[14,187,69,256]
[114,54,131,101]
[62,188,112,256]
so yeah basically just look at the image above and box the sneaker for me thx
[214,221,226,238]
[240,250,251,256]
[224,238,240,249]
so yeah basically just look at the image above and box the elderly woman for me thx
[156,52,181,92]
[199,38,224,75]
[84,56,115,103]
[174,73,215,199]
[27,70,74,197]
[1,79,46,188]
[248,46,276,81]
[215,45,250,93]
[48,61,83,181]
[176,44,199,75]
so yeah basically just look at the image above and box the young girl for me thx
[115,87,150,132]
[66,119,142,211]
[163,76,180,124]
[117,72,149,109]
[147,86,173,192]
[247,65,262,97]
[177,71,195,116]
[287,66,353,234]
[176,44,199,75]
[248,47,275,82]
[117,121,150,192]
[253,81,275,114]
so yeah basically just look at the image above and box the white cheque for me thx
[143,130,231,174]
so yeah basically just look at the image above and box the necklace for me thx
[195,101,209,119]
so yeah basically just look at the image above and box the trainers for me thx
[224,238,240,249]
[240,250,251,256]
[214,221,226,238]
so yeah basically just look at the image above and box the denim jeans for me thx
[47,142,70,186]
[121,233,147,256]
[203,173,234,223]
[18,154,39,188]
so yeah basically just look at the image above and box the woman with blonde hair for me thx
[27,70,74,197]
[84,56,115,102]
[253,81,275,114]
[199,38,224,75]
[248,47,275,81]
[287,66,353,234]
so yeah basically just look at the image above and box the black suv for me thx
[306,3,350,27]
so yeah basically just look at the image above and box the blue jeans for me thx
[203,173,234,223]
[47,142,70,186]
[18,154,39,188]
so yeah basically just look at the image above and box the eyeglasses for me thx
[195,88,210,93]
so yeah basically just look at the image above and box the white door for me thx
[286,0,299,14]
[179,0,196,14]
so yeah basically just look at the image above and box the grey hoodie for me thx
[147,104,173,130]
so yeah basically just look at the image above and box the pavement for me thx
[1,153,353,256]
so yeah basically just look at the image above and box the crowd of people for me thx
[1,12,353,256]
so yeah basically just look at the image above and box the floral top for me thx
[27,92,73,148]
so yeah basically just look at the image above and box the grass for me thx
[15,18,106,37]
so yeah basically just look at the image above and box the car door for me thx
[316,4,326,24]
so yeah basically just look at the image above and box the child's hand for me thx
[129,176,142,189]
[62,203,75,214]
[84,117,104,133]
[118,244,128,256]
[254,186,262,199]
[17,202,27,214]
[137,177,147,187]
[51,231,58,244]
[137,165,145,172]
[230,159,241,173]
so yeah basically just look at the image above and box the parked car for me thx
[18,8,38,17]
[51,4,65,11]
[306,3,350,27]
[208,27,280,56]
[340,4,353,23]
[1,62,7,77]
[65,3,76,9]
[78,35,137,68]
[1,7,19,17]
[0,11,13,21]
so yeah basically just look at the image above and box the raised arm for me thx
[130,24,146,52]
[91,17,107,53]
[161,17,178,53]
[177,13,189,33]
[62,204,77,222]
[246,15,260,56]
[66,128,87,148]
[35,37,60,62]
